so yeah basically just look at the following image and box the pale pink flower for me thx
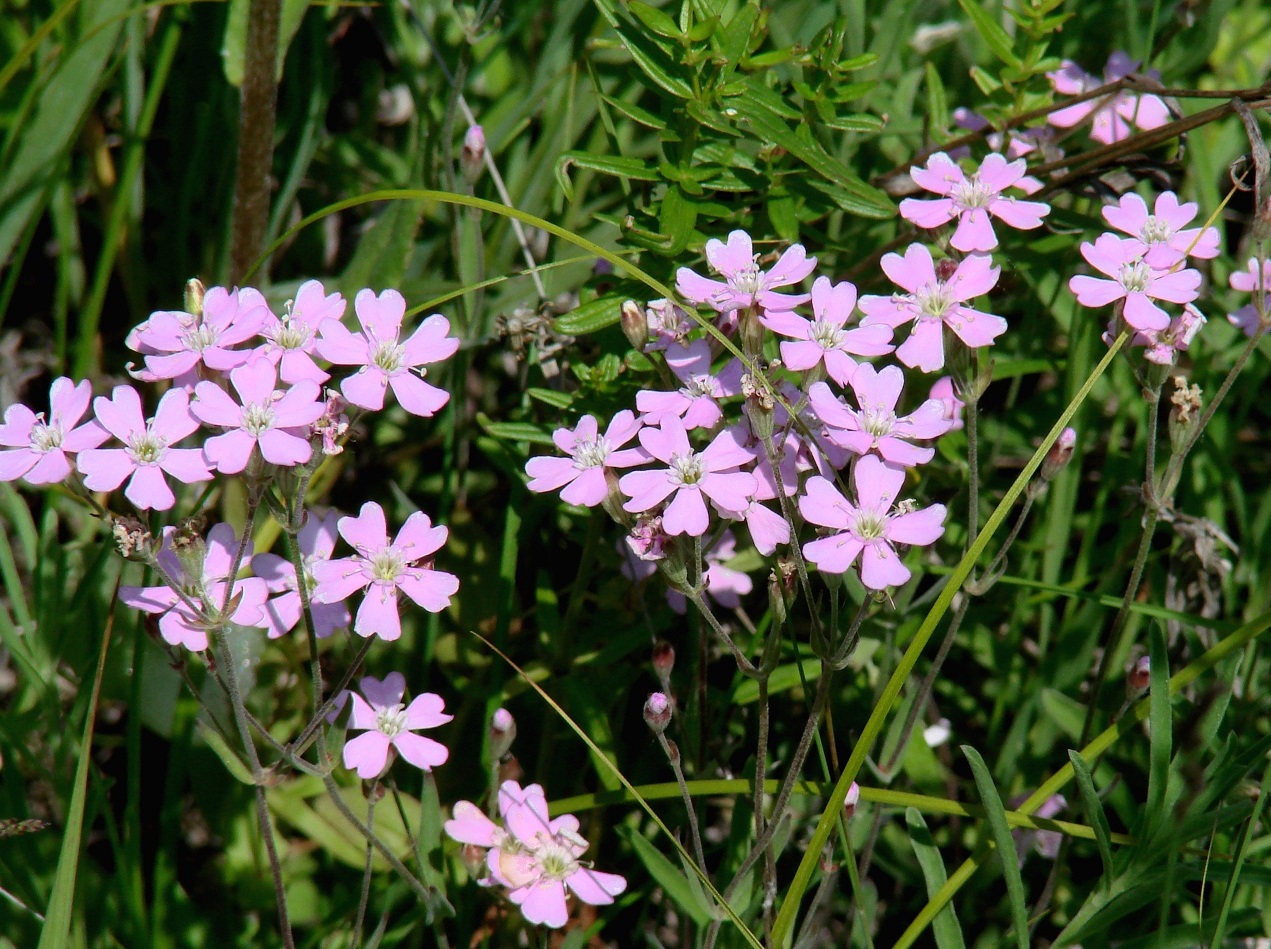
[310,501,458,642]
[0,377,107,485]
[800,455,946,590]
[666,530,753,613]
[675,230,816,313]
[192,357,325,474]
[525,411,647,507]
[127,286,270,385]
[1121,303,1206,365]
[1227,257,1271,337]
[900,152,1050,252]
[444,780,627,929]
[316,289,458,417]
[643,298,693,350]
[1069,234,1201,332]
[808,365,953,467]
[635,340,743,430]
[950,109,1055,193]
[252,511,351,639]
[928,377,965,432]
[118,523,269,651]
[1101,192,1219,268]
[761,276,893,385]
[257,280,346,384]
[859,244,1005,372]
[337,672,450,779]
[77,386,212,511]
[1047,52,1171,145]
[618,418,757,537]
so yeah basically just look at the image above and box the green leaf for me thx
[714,2,760,73]
[906,809,967,949]
[1068,751,1116,888]
[1145,626,1173,825]
[527,387,575,410]
[628,1,683,39]
[659,183,698,255]
[555,151,659,200]
[963,745,1029,949]
[196,720,255,785]
[620,826,714,926]
[268,778,417,871]
[557,677,623,791]
[925,61,949,130]
[958,0,1023,69]
[766,188,799,243]
[822,111,885,132]
[477,418,556,446]
[555,292,627,335]
[601,94,667,130]
[593,0,694,99]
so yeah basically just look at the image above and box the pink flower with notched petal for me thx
[809,365,953,467]
[1069,234,1201,332]
[525,411,647,507]
[336,672,451,779]
[127,286,271,386]
[316,289,459,417]
[252,511,351,639]
[900,153,1050,252]
[636,340,744,430]
[257,280,346,385]
[800,455,946,590]
[619,418,757,537]
[1227,257,1271,337]
[1102,192,1220,268]
[1047,52,1171,145]
[0,377,107,486]
[118,523,269,651]
[310,501,458,642]
[762,276,893,386]
[1124,303,1206,365]
[77,386,212,511]
[191,357,324,474]
[675,230,816,314]
[859,244,1005,372]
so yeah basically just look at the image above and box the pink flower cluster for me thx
[445,780,627,929]
[1046,51,1171,145]
[1068,190,1219,364]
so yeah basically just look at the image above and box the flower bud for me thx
[461,125,486,182]
[461,843,487,879]
[1040,427,1076,482]
[742,373,775,441]
[1127,655,1151,694]
[935,257,959,282]
[621,300,648,353]
[652,640,675,692]
[843,781,861,820]
[489,708,516,760]
[184,278,205,317]
[644,692,673,733]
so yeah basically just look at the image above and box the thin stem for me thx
[656,732,708,875]
[966,395,981,578]
[1144,386,1161,491]
[969,492,1037,594]
[289,638,375,757]
[691,592,758,676]
[354,783,379,946]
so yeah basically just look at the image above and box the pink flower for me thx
[1227,257,1271,337]
[618,418,757,537]
[1047,52,1171,145]
[525,411,647,507]
[191,357,324,474]
[310,501,459,641]
[761,276,893,385]
[950,110,1056,194]
[635,340,743,430]
[127,286,270,385]
[257,280,346,384]
[118,523,269,651]
[859,244,1005,372]
[1101,192,1220,268]
[252,511,351,639]
[900,153,1050,252]
[928,377,965,431]
[0,377,107,485]
[1119,303,1206,365]
[799,455,946,590]
[444,780,627,929]
[77,386,212,511]
[808,365,953,467]
[642,298,693,350]
[675,230,816,313]
[666,530,753,613]
[1069,233,1202,332]
[316,289,458,417]
[337,672,451,779]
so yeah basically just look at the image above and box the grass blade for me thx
[962,745,1029,949]
[1068,750,1116,888]
[906,808,967,949]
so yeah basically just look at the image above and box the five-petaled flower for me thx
[1101,192,1220,269]
[336,672,451,779]
[525,411,647,507]
[635,340,744,430]
[762,276,893,386]
[127,286,270,386]
[675,229,816,314]
[900,153,1050,252]
[0,377,107,486]
[255,279,345,385]
[1069,233,1201,332]
[1047,52,1171,145]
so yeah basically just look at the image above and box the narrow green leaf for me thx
[925,61,949,130]
[1145,626,1172,824]
[195,720,255,785]
[1068,751,1116,888]
[714,2,759,72]
[957,0,1023,68]
[555,151,659,201]
[554,293,627,335]
[620,827,714,926]
[628,1,682,38]
[659,183,698,255]
[962,745,1029,949]
[527,387,575,410]
[477,418,556,446]
[601,94,667,130]
[906,809,967,949]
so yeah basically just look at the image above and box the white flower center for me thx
[1118,260,1151,294]
[241,401,276,436]
[684,375,717,398]
[1139,215,1174,246]
[534,842,580,881]
[269,314,312,351]
[375,702,408,737]
[852,510,887,541]
[916,283,954,320]
[669,451,705,486]
[573,436,610,469]
[370,549,405,583]
[810,320,845,351]
[128,429,167,465]
[371,339,405,374]
[952,175,993,209]
[728,258,764,297]
[30,417,63,453]
[860,405,896,438]
[183,323,219,353]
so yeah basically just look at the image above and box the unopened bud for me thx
[1127,655,1151,693]
[1040,427,1077,481]
[184,278,205,317]
[652,640,675,691]
[621,300,648,353]
[461,843,487,879]
[742,373,775,440]
[461,125,486,182]
[768,569,789,627]
[1168,376,1202,454]
[935,257,959,282]
[663,737,680,764]
[644,692,673,733]
[489,708,516,760]
[843,781,861,820]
